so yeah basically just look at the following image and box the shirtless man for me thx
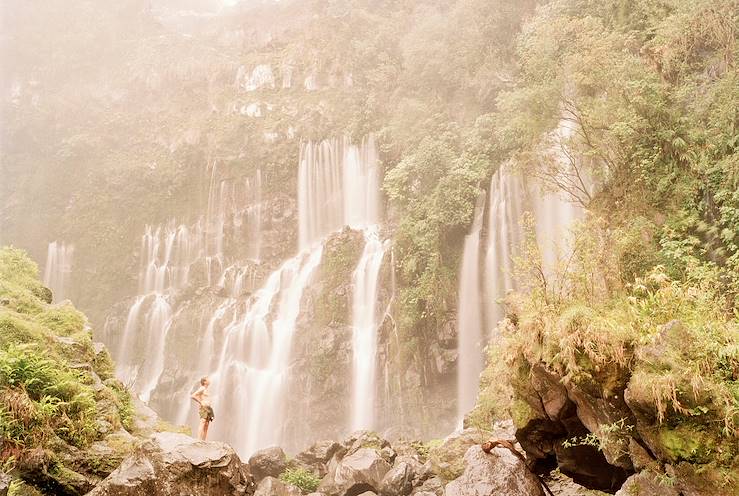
[191,376,214,440]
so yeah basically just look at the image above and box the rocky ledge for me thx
[84,422,568,496]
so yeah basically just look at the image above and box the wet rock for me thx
[88,432,252,496]
[248,446,288,482]
[254,476,302,496]
[319,448,391,496]
[131,396,160,435]
[378,459,415,496]
[514,365,632,491]
[428,428,492,481]
[412,476,444,496]
[443,445,544,496]
[296,440,342,477]
[615,471,679,496]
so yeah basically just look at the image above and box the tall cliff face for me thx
[2,0,539,458]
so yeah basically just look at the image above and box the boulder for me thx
[248,446,288,482]
[296,440,343,476]
[254,476,302,496]
[615,471,679,496]
[320,448,391,496]
[428,428,492,481]
[87,432,252,496]
[444,446,544,496]
[378,459,415,496]
[412,477,444,496]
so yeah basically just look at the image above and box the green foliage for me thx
[279,467,321,493]
[0,247,135,491]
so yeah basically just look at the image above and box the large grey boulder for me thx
[87,432,253,496]
[379,455,428,496]
[319,448,391,496]
[254,476,302,496]
[248,446,288,482]
[296,440,343,476]
[444,446,544,496]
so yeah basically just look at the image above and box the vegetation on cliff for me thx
[0,247,137,495]
[469,0,738,492]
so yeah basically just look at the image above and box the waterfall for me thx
[455,194,486,420]
[209,246,323,455]
[109,134,384,456]
[114,170,263,403]
[350,227,388,431]
[298,135,381,249]
[43,241,74,302]
[296,134,386,431]
[457,121,588,418]
[483,165,526,332]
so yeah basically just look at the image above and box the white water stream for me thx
[350,227,388,431]
[457,120,588,420]
[455,194,486,419]
[111,134,385,456]
[43,241,74,302]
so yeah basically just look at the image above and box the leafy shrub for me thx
[279,467,321,493]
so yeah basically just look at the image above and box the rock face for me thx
[88,432,253,496]
[248,446,288,482]
[513,364,631,491]
[443,446,544,496]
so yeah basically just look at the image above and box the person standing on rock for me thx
[191,376,214,440]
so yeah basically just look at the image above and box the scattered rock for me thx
[429,428,492,481]
[88,432,253,496]
[378,458,415,496]
[254,476,302,496]
[412,477,444,496]
[443,445,544,496]
[296,440,343,476]
[248,446,288,482]
[320,448,391,496]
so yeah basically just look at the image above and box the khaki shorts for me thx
[199,405,214,422]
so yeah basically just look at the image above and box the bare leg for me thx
[198,419,207,440]
[203,421,210,441]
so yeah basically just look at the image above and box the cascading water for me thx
[350,227,388,431]
[298,135,380,249]
[209,246,323,455]
[43,241,74,302]
[455,194,487,420]
[483,164,526,333]
[457,120,588,418]
[113,170,263,404]
[298,135,387,431]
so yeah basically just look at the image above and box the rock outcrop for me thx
[248,446,288,482]
[320,448,392,496]
[444,445,544,496]
[88,432,253,496]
